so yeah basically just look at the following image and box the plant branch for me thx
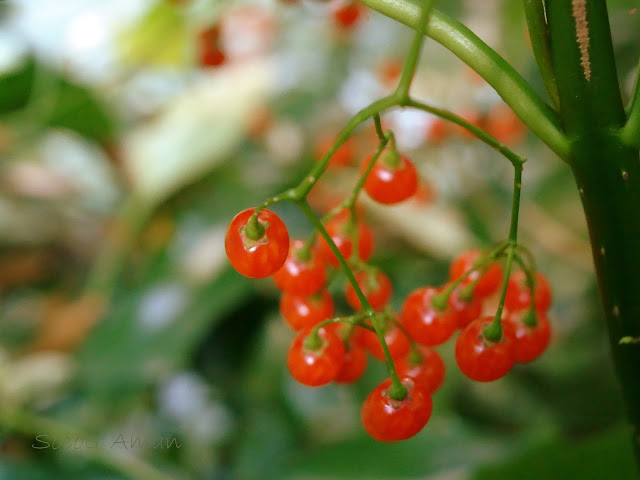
[357,0,570,160]
[522,0,560,109]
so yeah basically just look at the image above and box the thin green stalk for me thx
[407,99,526,167]
[357,0,570,160]
[484,165,523,342]
[522,0,560,109]
[296,200,407,400]
[620,60,640,148]
[395,0,436,101]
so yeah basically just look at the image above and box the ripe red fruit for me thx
[287,326,345,386]
[362,151,419,205]
[360,320,410,362]
[503,311,552,363]
[334,342,368,384]
[279,290,335,331]
[197,25,226,67]
[273,239,327,296]
[400,287,457,346]
[426,117,449,145]
[448,285,483,329]
[225,208,289,278]
[452,108,482,141]
[395,347,446,395]
[332,1,366,30]
[504,270,552,313]
[449,249,503,298]
[361,377,432,442]
[316,212,374,267]
[455,317,516,382]
[344,269,392,311]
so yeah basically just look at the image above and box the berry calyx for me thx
[287,326,345,386]
[279,290,335,331]
[362,150,418,205]
[503,311,552,363]
[504,270,552,313]
[455,316,516,382]
[225,208,289,278]
[273,239,327,296]
[448,285,483,329]
[449,249,503,298]
[396,346,446,395]
[361,377,432,442]
[316,211,374,267]
[401,287,457,346]
[344,269,392,311]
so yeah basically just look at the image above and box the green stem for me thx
[547,0,640,467]
[356,0,570,160]
[407,99,526,167]
[296,200,407,400]
[522,0,560,109]
[483,165,523,342]
[620,60,640,148]
[395,0,436,101]
[0,408,172,480]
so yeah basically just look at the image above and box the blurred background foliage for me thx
[0,0,639,479]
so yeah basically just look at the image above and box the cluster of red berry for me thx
[225,142,551,442]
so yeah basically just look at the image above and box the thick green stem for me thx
[547,0,640,468]
[357,0,570,160]
[620,60,640,148]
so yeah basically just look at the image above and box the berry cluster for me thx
[225,138,551,442]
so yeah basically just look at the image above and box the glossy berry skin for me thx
[279,290,335,331]
[449,249,503,298]
[287,326,345,387]
[401,287,457,346]
[503,311,551,363]
[225,208,289,278]
[455,317,516,382]
[345,270,392,311]
[448,286,483,329]
[361,377,432,442]
[362,152,418,205]
[360,322,410,362]
[273,239,327,296]
[396,347,446,395]
[316,212,374,267]
[504,270,552,313]
[334,342,368,384]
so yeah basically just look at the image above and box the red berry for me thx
[503,311,551,363]
[449,249,503,298]
[279,290,335,331]
[504,270,552,313]
[362,151,418,205]
[287,326,345,386]
[344,269,392,311]
[332,1,365,30]
[273,239,327,296]
[484,103,527,146]
[334,342,368,384]
[316,212,374,267]
[426,117,449,145]
[360,320,410,362]
[361,377,432,442]
[400,287,457,346]
[455,317,516,382]
[448,285,483,329]
[225,208,289,278]
[197,25,225,67]
[395,347,446,395]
